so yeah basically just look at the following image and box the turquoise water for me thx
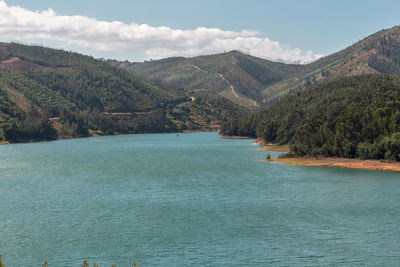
[0,132,400,266]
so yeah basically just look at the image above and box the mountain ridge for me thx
[113,25,400,107]
[108,50,301,110]
[2,25,400,143]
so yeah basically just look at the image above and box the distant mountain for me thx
[113,25,400,107]
[0,43,245,143]
[108,51,301,110]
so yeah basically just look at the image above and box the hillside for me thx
[108,51,301,110]
[262,25,400,104]
[221,74,400,161]
[114,25,400,107]
[2,25,399,144]
[0,43,246,143]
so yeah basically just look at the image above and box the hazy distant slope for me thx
[110,51,301,110]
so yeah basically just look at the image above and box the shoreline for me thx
[1,130,220,145]
[219,135,252,139]
[250,138,400,172]
[269,157,400,172]
[254,138,290,152]
[183,129,218,133]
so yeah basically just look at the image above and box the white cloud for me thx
[0,1,323,63]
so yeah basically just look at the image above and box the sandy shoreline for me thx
[269,157,400,172]
[250,138,400,172]
[252,138,291,152]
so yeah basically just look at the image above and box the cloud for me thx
[0,1,323,63]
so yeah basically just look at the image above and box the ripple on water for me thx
[0,132,399,266]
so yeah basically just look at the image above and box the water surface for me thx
[0,132,399,266]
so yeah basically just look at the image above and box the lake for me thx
[0,132,399,266]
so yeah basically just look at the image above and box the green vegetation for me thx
[262,25,400,105]
[222,74,400,161]
[0,255,6,267]
[108,51,301,110]
[115,25,400,108]
[2,25,400,144]
[219,25,400,161]
[168,91,247,130]
[263,144,290,152]
[0,42,245,143]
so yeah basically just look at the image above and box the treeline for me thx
[221,74,400,161]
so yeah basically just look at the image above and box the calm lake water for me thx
[0,132,400,266]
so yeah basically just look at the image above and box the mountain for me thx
[221,74,400,161]
[262,25,400,104]
[2,25,399,144]
[0,42,246,143]
[113,25,400,107]
[108,51,301,110]
[220,25,400,161]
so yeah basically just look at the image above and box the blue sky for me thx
[1,0,399,62]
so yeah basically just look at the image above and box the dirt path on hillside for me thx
[217,73,240,98]
[190,63,205,73]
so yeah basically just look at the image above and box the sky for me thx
[0,0,399,63]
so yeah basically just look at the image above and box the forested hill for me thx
[2,25,400,144]
[112,25,400,108]
[221,74,400,161]
[0,42,246,143]
[263,25,400,104]
[108,51,301,110]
